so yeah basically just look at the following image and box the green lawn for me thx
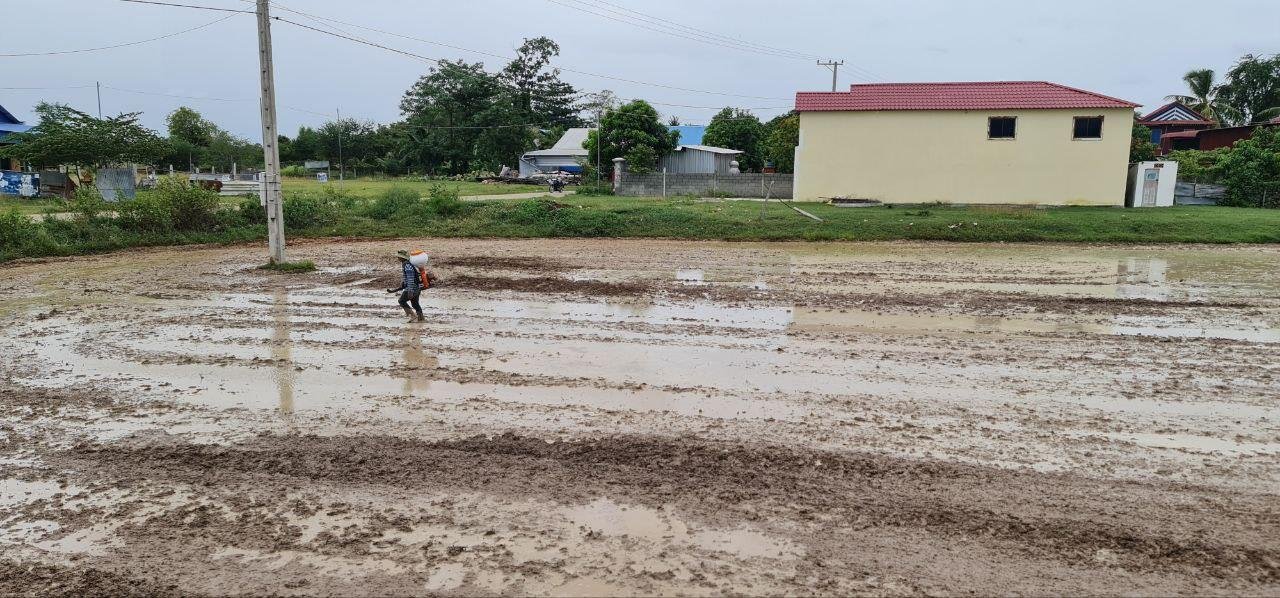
[539,198,1280,243]
[280,177,544,198]
[0,197,66,215]
[7,195,1280,264]
[350,197,1280,244]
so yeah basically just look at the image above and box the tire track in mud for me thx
[63,433,1280,586]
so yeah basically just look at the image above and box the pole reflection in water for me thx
[271,288,295,416]
[399,324,437,394]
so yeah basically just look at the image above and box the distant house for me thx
[660,145,743,174]
[793,81,1139,205]
[518,128,590,177]
[1158,116,1280,153]
[0,102,33,171]
[1137,102,1214,153]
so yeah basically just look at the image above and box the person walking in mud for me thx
[387,250,425,323]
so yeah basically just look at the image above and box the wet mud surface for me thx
[2,238,1279,596]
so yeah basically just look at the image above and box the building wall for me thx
[794,108,1134,205]
[1197,125,1276,151]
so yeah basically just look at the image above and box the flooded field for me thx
[1,238,1278,596]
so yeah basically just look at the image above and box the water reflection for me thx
[398,325,437,394]
[271,289,295,416]
[1116,258,1170,300]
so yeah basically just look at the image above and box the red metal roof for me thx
[795,81,1139,112]
[1160,130,1200,139]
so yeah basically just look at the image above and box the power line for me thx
[578,0,820,60]
[268,8,792,102]
[117,0,254,13]
[547,0,812,61]
[548,0,891,81]
[101,85,334,117]
[0,85,97,90]
[1,14,236,57]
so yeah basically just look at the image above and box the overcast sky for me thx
[3,0,1276,139]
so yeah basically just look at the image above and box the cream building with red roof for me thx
[793,81,1139,205]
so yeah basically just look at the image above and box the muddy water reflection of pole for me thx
[399,325,437,394]
[271,289,296,416]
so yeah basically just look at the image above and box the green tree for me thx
[1216,126,1280,208]
[399,60,530,174]
[290,126,323,164]
[165,106,215,170]
[761,111,799,173]
[1165,69,1237,124]
[0,102,169,169]
[584,100,678,175]
[501,37,581,128]
[702,107,765,171]
[1216,54,1280,125]
[1130,122,1158,162]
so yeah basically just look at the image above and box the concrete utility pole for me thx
[595,108,602,187]
[817,60,844,92]
[336,107,344,183]
[95,82,102,118]
[257,0,286,264]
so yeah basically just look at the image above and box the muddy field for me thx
[1,238,1278,596]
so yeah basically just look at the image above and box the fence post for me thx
[611,157,625,195]
[662,167,667,198]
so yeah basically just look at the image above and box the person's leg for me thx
[409,290,424,321]
[398,291,415,320]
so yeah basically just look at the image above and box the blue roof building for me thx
[669,125,706,146]
[0,102,33,144]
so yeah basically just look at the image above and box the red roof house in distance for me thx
[792,82,1140,205]
[1136,101,1215,154]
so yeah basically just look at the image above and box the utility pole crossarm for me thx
[817,60,844,92]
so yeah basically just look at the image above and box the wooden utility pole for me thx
[817,60,844,92]
[257,0,286,263]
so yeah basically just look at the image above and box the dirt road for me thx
[1,239,1278,596]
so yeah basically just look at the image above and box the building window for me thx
[988,117,1016,139]
[1073,116,1104,139]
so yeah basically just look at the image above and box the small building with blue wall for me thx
[0,102,33,171]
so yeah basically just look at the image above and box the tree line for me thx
[1,36,804,177]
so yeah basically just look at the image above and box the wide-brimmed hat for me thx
[395,250,410,261]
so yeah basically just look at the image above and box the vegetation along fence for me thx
[615,173,794,199]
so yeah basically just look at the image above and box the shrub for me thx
[237,195,266,225]
[117,191,174,232]
[114,177,221,233]
[424,184,463,216]
[281,165,309,177]
[0,210,57,257]
[161,177,221,231]
[70,186,107,221]
[364,187,421,220]
[575,182,614,196]
[283,192,341,228]
[1217,127,1280,208]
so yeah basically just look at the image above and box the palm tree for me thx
[1165,69,1240,124]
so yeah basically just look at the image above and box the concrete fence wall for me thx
[615,172,794,198]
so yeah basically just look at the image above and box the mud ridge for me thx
[66,432,1280,583]
[0,560,183,597]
